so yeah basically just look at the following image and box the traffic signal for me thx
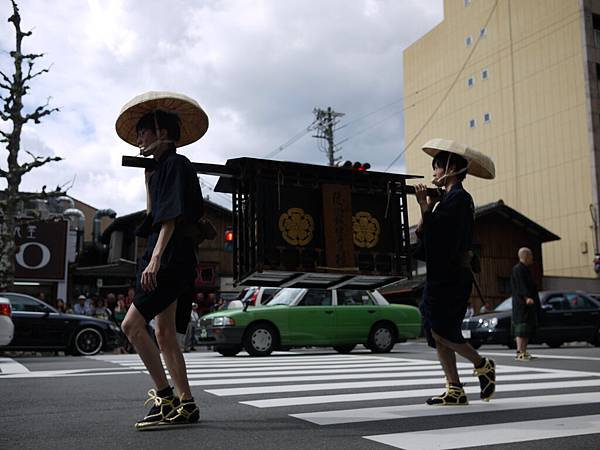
[342,160,370,171]
[224,227,234,252]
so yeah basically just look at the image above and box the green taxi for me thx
[198,288,421,356]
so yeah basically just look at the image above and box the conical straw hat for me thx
[116,91,209,147]
[422,138,495,179]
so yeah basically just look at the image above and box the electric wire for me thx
[385,0,500,171]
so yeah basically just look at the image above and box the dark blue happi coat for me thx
[418,183,475,347]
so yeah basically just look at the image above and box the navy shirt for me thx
[510,262,540,324]
[137,148,204,270]
[420,183,474,284]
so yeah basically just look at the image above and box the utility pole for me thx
[312,107,345,166]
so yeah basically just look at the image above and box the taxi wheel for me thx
[244,323,277,356]
[333,345,356,354]
[368,324,395,353]
[216,345,242,357]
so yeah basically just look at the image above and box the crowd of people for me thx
[40,288,226,353]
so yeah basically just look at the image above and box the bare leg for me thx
[434,339,460,385]
[516,336,528,353]
[432,330,484,367]
[155,300,193,400]
[121,305,169,390]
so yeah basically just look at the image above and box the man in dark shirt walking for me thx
[415,138,497,406]
[510,247,540,360]
[116,91,208,429]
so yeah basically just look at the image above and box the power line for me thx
[401,8,581,105]
[263,119,318,159]
[197,175,230,203]
[336,106,411,147]
[336,98,404,132]
[385,0,500,172]
[332,10,581,166]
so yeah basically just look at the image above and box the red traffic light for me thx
[225,230,234,242]
[342,161,370,171]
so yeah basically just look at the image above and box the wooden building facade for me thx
[382,200,560,310]
[472,200,560,310]
[74,199,233,295]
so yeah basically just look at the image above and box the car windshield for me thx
[240,288,258,302]
[494,297,512,311]
[267,288,303,306]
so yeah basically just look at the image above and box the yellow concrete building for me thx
[403,0,600,278]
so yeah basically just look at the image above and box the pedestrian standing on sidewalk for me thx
[510,247,540,360]
[184,303,200,352]
[117,91,208,430]
[414,139,496,406]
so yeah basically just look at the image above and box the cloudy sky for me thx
[0,0,442,216]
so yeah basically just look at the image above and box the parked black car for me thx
[0,292,123,355]
[462,291,600,348]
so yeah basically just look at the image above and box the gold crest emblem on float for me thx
[278,208,314,246]
[353,211,380,248]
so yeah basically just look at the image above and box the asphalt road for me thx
[2,341,600,450]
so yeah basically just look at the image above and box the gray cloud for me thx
[0,0,442,215]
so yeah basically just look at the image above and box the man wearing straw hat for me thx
[414,138,496,406]
[116,91,208,429]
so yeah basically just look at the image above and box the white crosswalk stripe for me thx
[364,414,600,449]
[98,352,600,448]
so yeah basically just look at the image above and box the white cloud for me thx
[0,0,442,215]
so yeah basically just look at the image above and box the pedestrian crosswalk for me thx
[95,351,600,448]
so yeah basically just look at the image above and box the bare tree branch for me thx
[14,189,65,202]
[23,61,50,82]
[0,70,11,86]
[22,50,44,59]
[24,100,59,124]
[20,156,62,175]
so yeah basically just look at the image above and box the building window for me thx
[594,14,600,48]
[480,27,487,38]
[467,77,474,88]
[482,68,489,80]
[469,119,476,128]
[465,35,473,47]
[484,112,491,123]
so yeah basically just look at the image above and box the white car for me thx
[0,296,14,346]
[239,287,282,307]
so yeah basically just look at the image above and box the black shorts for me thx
[420,269,472,348]
[134,267,195,334]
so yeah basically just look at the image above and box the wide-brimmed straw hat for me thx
[116,91,209,147]
[422,138,495,179]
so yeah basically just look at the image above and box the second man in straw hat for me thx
[414,138,496,406]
